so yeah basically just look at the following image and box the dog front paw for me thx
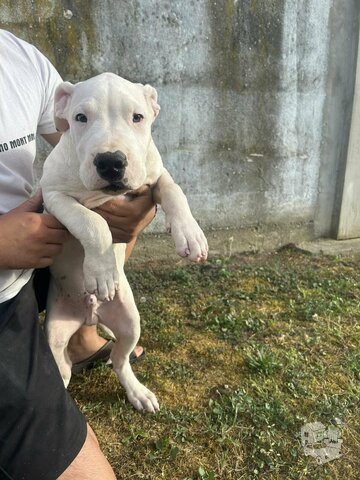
[168,217,208,262]
[83,255,119,301]
[127,385,160,413]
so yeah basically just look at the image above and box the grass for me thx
[68,246,360,479]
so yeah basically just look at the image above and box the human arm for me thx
[41,131,62,147]
[0,191,69,269]
[93,185,156,243]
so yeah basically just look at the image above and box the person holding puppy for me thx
[0,29,154,479]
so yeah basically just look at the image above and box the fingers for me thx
[129,192,155,218]
[41,242,64,258]
[44,227,70,245]
[37,257,54,268]
[93,207,121,225]
[13,190,44,213]
[94,199,136,218]
[0,207,68,269]
[29,244,64,269]
[96,186,154,217]
[40,214,70,244]
[94,187,156,244]
[125,184,153,198]
[107,227,133,243]
[41,213,67,230]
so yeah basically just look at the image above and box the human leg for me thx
[0,278,87,479]
[58,424,116,480]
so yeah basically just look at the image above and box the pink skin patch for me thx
[84,294,99,325]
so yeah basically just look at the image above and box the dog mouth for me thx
[100,182,132,194]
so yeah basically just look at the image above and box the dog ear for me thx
[54,81,75,132]
[144,84,160,119]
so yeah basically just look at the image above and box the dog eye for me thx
[75,113,88,123]
[133,113,144,123]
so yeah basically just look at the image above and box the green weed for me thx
[68,247,360,479]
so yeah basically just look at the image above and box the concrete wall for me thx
[1,0,359,244]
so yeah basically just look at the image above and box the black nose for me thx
[93,151,128,182]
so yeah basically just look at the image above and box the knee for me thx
[58,424,116,479]
[87,424,100,447]
[122,320,141,345]
[47,332,69,351]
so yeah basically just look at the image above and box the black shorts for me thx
[0,270,87,480]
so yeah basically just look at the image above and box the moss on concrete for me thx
[2,0,98,80]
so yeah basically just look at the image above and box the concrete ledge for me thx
[128,226,360,268]
[297,238,360,256]
[128,223,315,266]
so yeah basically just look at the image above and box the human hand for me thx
[93,185,156,243]
[0,191,70,269]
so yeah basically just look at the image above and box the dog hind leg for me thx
[98,273,159,413]
[45,280,86,387]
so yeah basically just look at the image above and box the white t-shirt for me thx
[0,29,62,302]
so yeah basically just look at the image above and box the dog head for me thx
[54,73,160,192]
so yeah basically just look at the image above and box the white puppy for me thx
[40,73,208,412]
